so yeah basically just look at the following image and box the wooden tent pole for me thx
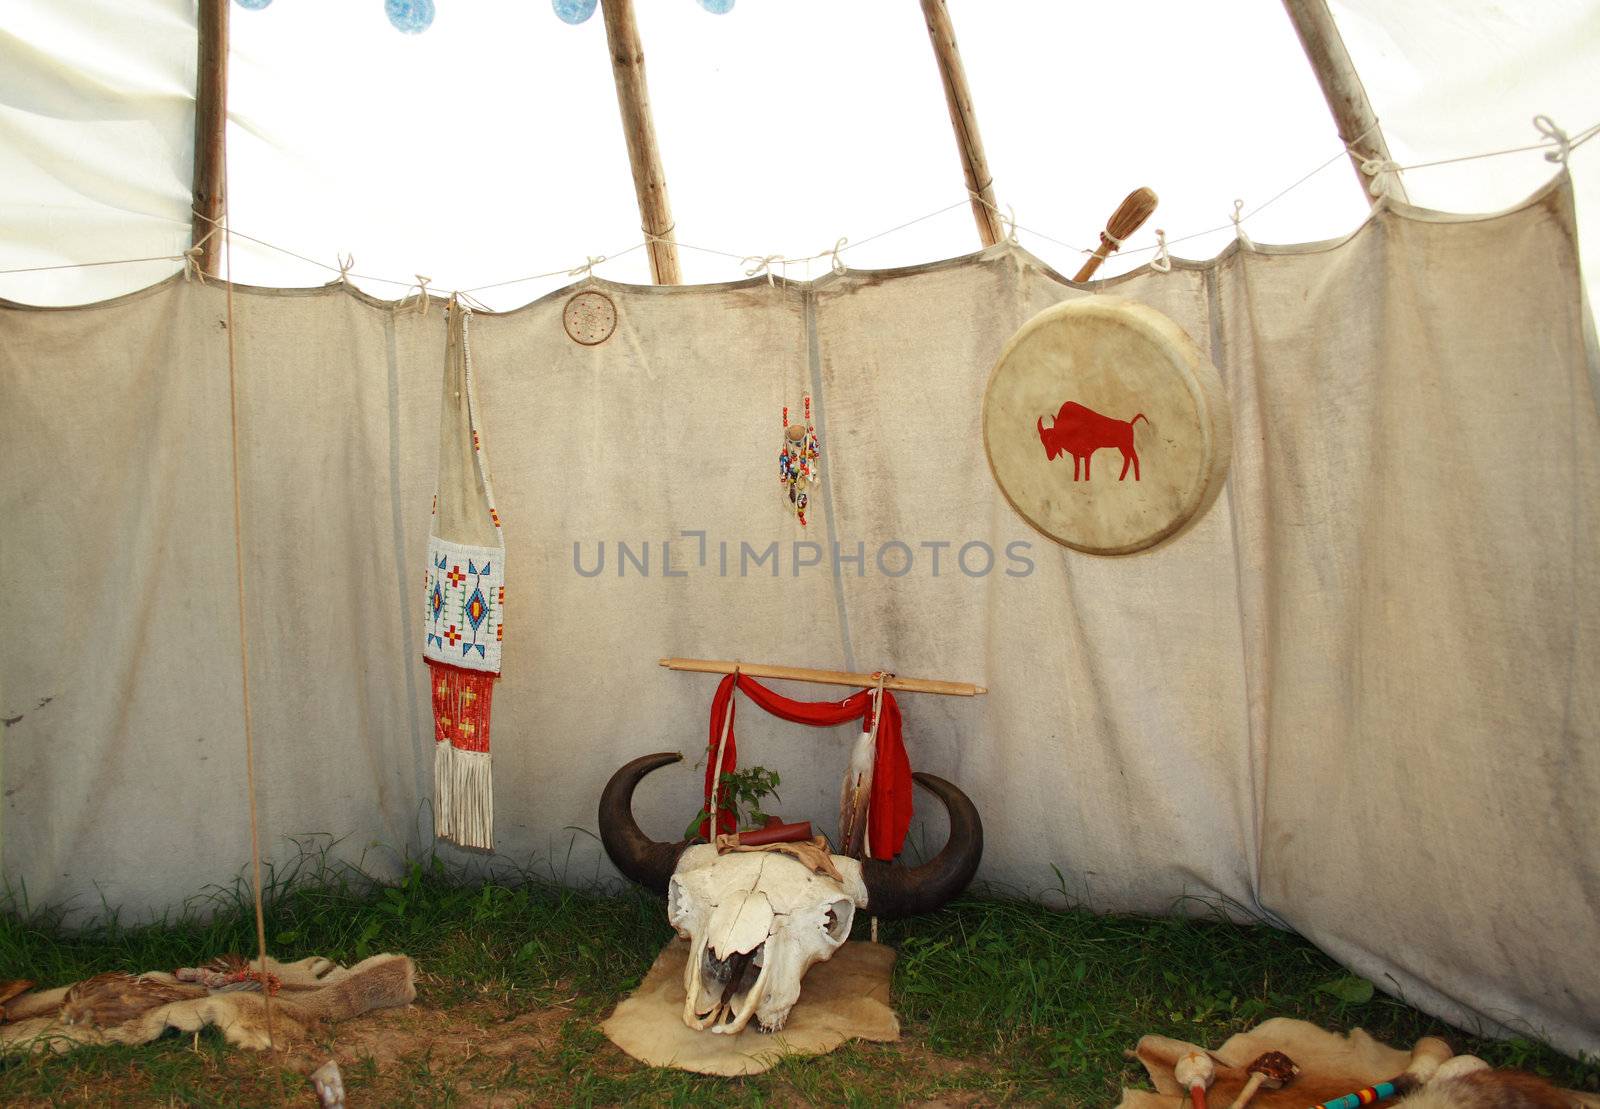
[190,0,229,278]
[919,0,1003,247]
[1281,0,1408,206]
[660,657,987,698]
[600,0,682,284]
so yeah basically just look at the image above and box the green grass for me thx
[0,850,1594,1106]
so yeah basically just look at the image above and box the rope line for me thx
[462,242,646,293]
[0,255,192,276]
[3,119,1591,291]
[216,130,281,1075]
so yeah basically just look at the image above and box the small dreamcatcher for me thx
[779,396,820,525]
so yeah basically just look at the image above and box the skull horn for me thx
[598,751,691,896]
[859,772,983,919]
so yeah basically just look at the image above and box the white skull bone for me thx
[598,753,983,1036]
[666,844,866,1035]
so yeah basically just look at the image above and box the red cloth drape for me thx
[701,673,912,860]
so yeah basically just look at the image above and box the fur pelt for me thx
[1117,1020,1600,1109]
[0,953,416,1054]
[1399,1068,1586,1108]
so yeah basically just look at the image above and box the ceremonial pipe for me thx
[1310,1036,1454,1108]
[659,657,987,697]
[1309,1081,1399,1109]
[1073,187,1158,282]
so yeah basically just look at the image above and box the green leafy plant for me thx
[684,765,782,840]
[1316,974,1375,1004]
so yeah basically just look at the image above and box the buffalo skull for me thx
[599,752,982,1035]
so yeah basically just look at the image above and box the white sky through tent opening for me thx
[0,0,1596,308]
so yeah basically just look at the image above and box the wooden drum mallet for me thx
[1175,1050,1216,1109]
[1227,1050,1299,1108]
[1073,187,1158,282]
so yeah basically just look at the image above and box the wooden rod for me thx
[660,657,987,697]
[1280,0,1408,206]
[600,0,682,284]
[919,0,1003,247]
[190,0,229,278]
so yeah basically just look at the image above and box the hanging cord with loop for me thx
[742,255,783,286]
[453,289,494,314]
[1358,155,1402,197]
[828,237,849,276]
[183,225,219,283]
[866,670,889,945]
[1231,199,1253,248]
[409,275,433,315]
[709,665,740,832]
[1001,204,1019,245]
[1534,114,1572,164]
[1341,119,1400,197]
[1150,229,1172,274]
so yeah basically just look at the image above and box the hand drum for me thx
[982,297,1231,555]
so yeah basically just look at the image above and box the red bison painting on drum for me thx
[1037,401,1149,481]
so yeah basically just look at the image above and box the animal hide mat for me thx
[0,953,416,1054]
[1117,1018,1600,1108]
[602,938,898,1075]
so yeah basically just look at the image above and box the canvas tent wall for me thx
[2,0,1598,1063]
[4,177,1598,1056]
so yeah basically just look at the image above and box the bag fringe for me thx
[433,740,454,839]
[443,747,494,850]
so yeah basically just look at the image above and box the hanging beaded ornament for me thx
[778,396,820,525]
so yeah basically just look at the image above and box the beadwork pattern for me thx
[779,395,820,525]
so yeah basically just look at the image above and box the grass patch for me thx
[1,853,1594,1106]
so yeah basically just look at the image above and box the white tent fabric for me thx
[2,175,1595,1055]
[1,1,1596,308]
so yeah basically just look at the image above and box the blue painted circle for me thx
[385,0,435,33]
[234,0,273,9]
[552,0,597,24]
[697,0,735,12]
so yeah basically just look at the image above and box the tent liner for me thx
[1,170,1576,314]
